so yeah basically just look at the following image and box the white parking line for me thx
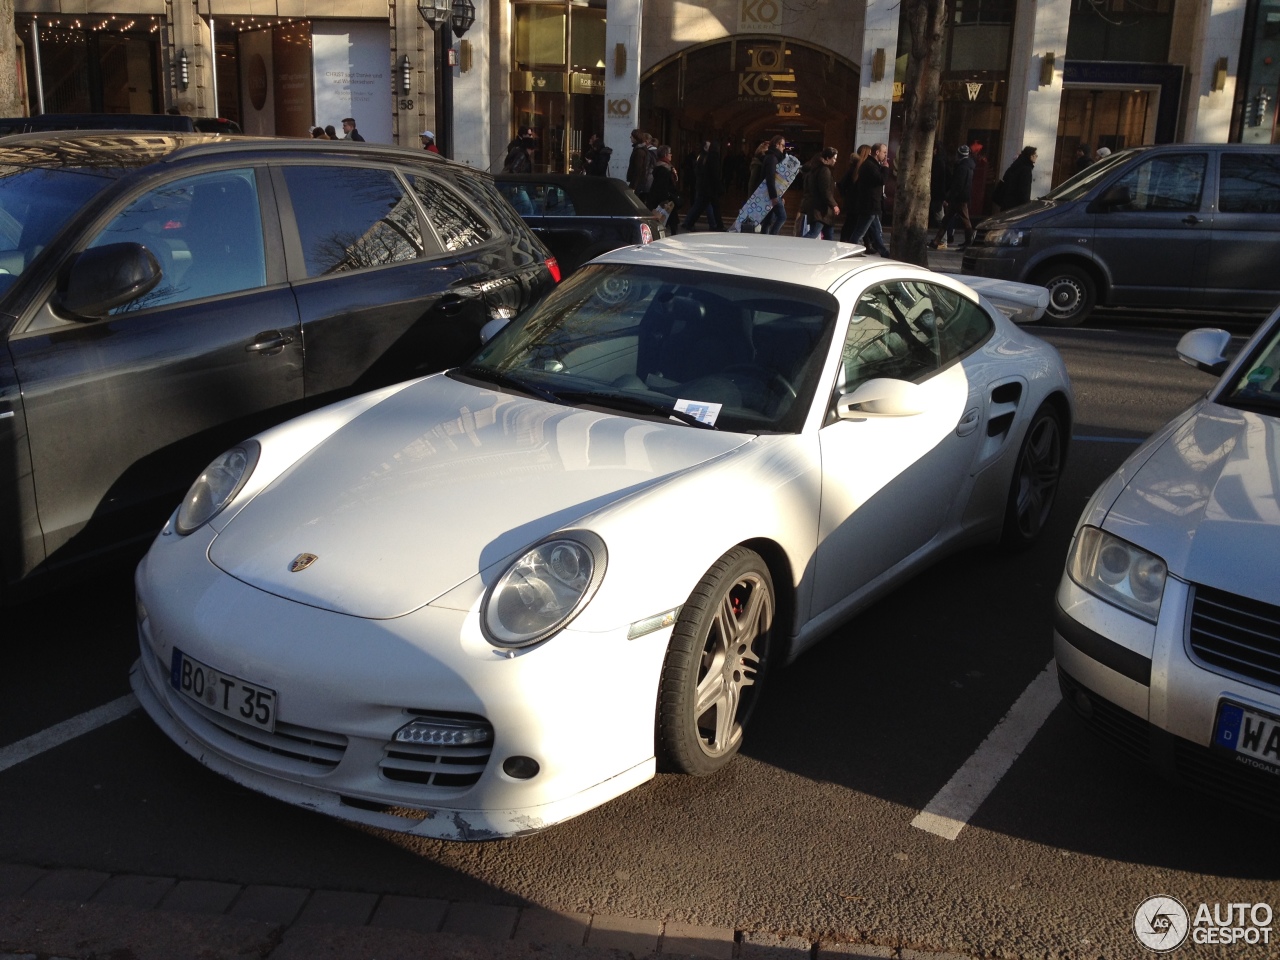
[0,694,139,774]
[911,662,1059,840]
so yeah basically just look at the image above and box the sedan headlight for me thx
[984,227,1028,246]
[174,442,260,535]
[482,532,606,647]
[1067,525,1168,623]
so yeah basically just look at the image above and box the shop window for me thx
[283,166,424,277]
[1066,0,1173,63]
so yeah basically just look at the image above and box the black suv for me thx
[0,132,558,596]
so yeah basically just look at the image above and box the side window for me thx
[921,283,993,363]
[496,181,539,216]
[835,281,942,396]
[1112,154,1206,211]
[282,166,424,277]
[411,175,493,251]
[88,168,266,310]
[1219,154,1280,213]
[543,185,575,216]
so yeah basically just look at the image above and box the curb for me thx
[0,864,979,960]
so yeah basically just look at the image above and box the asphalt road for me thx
[2,313,1276,959]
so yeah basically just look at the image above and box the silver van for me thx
[961,144,1280,325]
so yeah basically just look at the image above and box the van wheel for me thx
[1033,265,1095,327]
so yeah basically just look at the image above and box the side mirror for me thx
[836,378,926,419]
[1095,183,1132,210]
[1176,328,1233,377]
[53,242,162,320]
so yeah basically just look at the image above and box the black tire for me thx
[1033,264,1096,327]
[657,547,774,776]
[1000,405,1065,550]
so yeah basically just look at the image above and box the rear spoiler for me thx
[945,274,1049,324]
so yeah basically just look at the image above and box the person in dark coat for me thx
[341,118,364,142]
[929,144,949,226]
[994,145,1037,211]
[846,142,891,255]
[1074,144,1092,176]
[932,144,975,249]
[648,144,681,235]
[502,127,536,173]
[626,129,654,198]
[799,147,840,239]
[583,134,611,176]
[838,144,871,242]
[682,140,725,231]
[759,135,789,235]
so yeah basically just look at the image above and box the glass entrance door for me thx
[1053,88,1151,186]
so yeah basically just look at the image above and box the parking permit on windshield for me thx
[674,399,722,426]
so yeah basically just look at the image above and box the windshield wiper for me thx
[456,365,561,404]
[553,389,717,429]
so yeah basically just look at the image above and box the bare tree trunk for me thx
[891,0,948,267]
[0,0,21,116]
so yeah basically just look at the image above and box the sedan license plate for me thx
[170,648,276,733]
[1213,701,1280,775]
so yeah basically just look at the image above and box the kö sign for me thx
[607,98,632,118]
[738,0,782,34]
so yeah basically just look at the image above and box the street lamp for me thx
[417,0,467,158]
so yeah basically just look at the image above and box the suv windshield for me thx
[0,166,115,295]
[1042,150,1135,202]
[1222,319,1280,416]
[461,263,838,433]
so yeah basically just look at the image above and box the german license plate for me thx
[170,648,276,733]
[1213,701,1280,775]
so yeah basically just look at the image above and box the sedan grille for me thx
[1188,585,1280,691]
[379,712,493,790]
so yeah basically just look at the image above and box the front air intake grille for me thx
[1173,739,1280,819]
[379,713,493,790]
[1188,585,1280,692]
[1059,668,1151,760]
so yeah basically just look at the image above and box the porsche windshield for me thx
[465,263,839,433]
[1222,320,1280,416]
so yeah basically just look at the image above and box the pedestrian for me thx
[969,141,989,218]
[341,117,364,142]
[846,142,891,256]
[931,144,975,249]
[838,145,872,241]
[626,129,655,198]
[1075,144,1092,175]
[929,143,949,226]
[502,127,536,173]
[648,144,681,235]
[310,126,328,139]
[682,139,725,231]
[799,147,840,239]
[583,133,611,175]
[420,129,440,153]
[993,145,1036,211]
[324,124,338,141]
[759,135,789,235]
[1094,146,1112,162]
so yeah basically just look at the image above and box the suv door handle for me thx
[246,332,294,355]
[1183,215,1202,225]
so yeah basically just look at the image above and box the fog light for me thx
[1073,689,1093,719]
[394,718,491,746]
[502,755,540,779]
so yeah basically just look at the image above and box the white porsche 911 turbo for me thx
[131,234,1073,840]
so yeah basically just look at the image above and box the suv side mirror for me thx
[1094,183,1133,210]
[1176,328,1233,377]
[836,378,926,419]
[53,242,162,320]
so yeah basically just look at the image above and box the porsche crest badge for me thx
[290,553,319,572]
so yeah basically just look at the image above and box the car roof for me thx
[0,131,467,174]
[589,234,895,290]
[494,173,647,214]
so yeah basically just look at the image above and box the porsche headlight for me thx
[483,532,606,647]
[174,442,260,535]
[1067,525,1168,623]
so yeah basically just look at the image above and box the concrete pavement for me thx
[0,862,983,960]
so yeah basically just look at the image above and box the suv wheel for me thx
[1034,264,1096,327]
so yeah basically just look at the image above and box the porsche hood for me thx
[208,375,750,619]
[1101,402,1280,605]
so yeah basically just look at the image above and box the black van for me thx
[961,144,1280,325]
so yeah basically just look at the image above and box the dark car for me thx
[0,114,243,137]
[0,132,557,598]
[493,173,667,275]
[962,143,1280,325]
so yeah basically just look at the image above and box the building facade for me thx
[11,0,1276,199]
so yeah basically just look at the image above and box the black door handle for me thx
[437,295,468,317]
[246,332,294,355]
[1183,215,1202,225]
